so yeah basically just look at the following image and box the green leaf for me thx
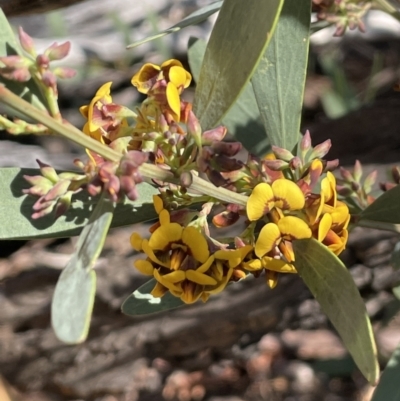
[127,1,223,49]
[188,37,269,156]
[51,196,114,344]
[360,185,400,223]
[293,238,379,385]
[0,10,47,114]
[0,167,158,240]
[122,278,185,316]
[193,0,284,131]
[371,342,400,401]
[251,0,311,150]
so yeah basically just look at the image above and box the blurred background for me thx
[1,1,400,400]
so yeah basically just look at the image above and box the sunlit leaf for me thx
[51,195,114,344]
[0,9,47,114]
[127,1,223,49]
[293,238,379,385]
[0,168,158,240]
[371,341,400,401]
[360,185,400,223]
[122,278,185,316]
[188,37,269,156]
[193,0,283,131]
[251,0,311,150]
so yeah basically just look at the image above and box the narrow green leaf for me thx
[0,9,47,113]
[188,37,269,156]
[293,238,379,385]
[251,0,311,150]
[127,1,223,49]
[0,167,158,240]
[193,0,284,131]
[360,185,400,223]
[51,196,114,343]
[122,278,185,316]
[371,342,400,401]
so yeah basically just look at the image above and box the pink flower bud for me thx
[202,126,227,145]
[42,70,57,90]
[36,54,50,69]
[300,130,312,152]
[18,27,36,57]
[310,139,331,159]
[272,145,294,162]
[46,41,71,61]
[187,110,202,148]
[340,167,353,183]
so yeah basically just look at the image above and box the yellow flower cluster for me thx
[245,172,350,287]
[131,196,253,304]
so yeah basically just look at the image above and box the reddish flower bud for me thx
[18,27,36,57]
[36,54,50,69]
[46,41,71,61]
[187,110,202,148]
[211,141,242,157]
[300,130,312,152]
[310,139,331,159]
[202,126,227,145]
[272,145,294,162]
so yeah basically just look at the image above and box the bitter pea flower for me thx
[131,59,192,121]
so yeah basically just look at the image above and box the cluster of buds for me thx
[0,28,75,120]
[337,160,377,212]
[23,160,85,219]
[313,0,372,36]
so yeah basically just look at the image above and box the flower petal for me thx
[149,223,183,250]
[186,270,217,285]
[130,232,143,251]
[318,213,332,242]
[215,245,253,269]
[272,179,305,210]
[278,216,312,240]
[151,281,169,298]
[166,82,181,120]
[153,195,164,214]
[182,226,209,263]
[131,63,160,93]
[134,259,154,275]
[262,256,297,273]
[154,269,182,292]
[247,183,274,221]
[255,223,281,258]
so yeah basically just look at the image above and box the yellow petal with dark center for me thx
[134,259,154,275]
[206,269,233,295]
[149,223,183,250]
[130,232,143,251]
[255,223,281,258]
[131,63,160,93]
[186,270,217,285]
[262,256,297,273]
[166,82,181,121]
[278,216,312,240]
[153,195,164,214]
[247,183,274,221]
[142,240,169,268]
[272,179,305,210]
[182,226,209,263]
